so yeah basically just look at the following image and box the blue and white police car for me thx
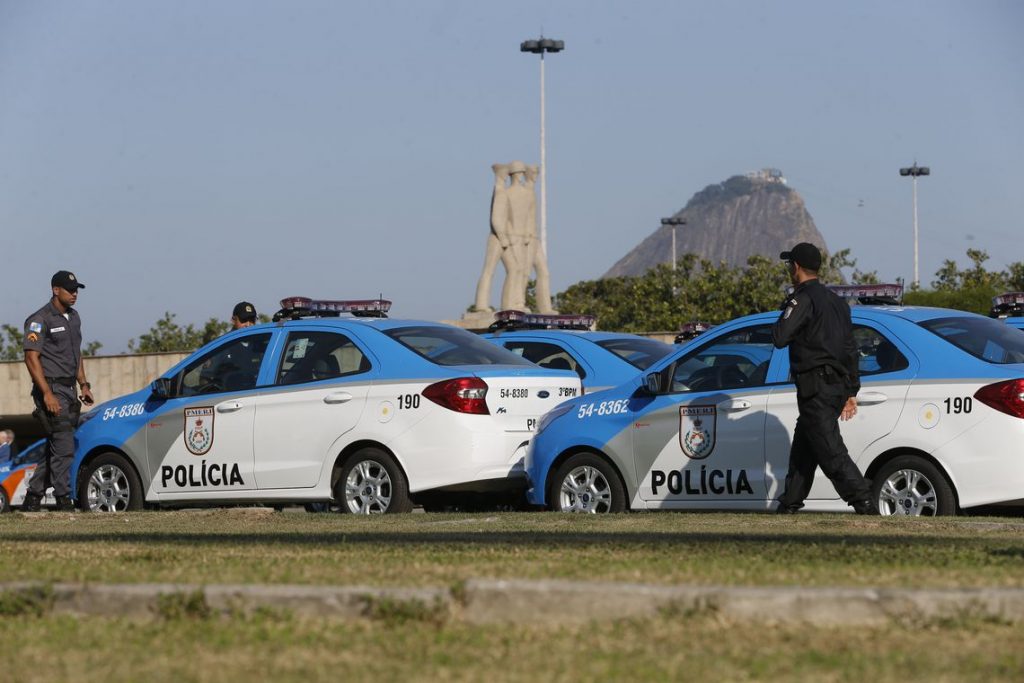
[72,298,580,513]
[991,291,1024,332]
[482,310,675,393]
[527,284,1024,516]
[0,439,52,512]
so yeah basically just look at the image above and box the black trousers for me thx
[28,382,79,499]
[777,370,871,510]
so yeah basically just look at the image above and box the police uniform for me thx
[23,272,88,509]
[771,244,877,515]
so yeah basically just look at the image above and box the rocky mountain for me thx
[603,170,828,278]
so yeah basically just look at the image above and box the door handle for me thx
[324,392,353,404]
[718,399,751,412]
[857,392,888,406]
[216,401,243,413]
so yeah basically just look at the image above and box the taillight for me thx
[974,379,1024,419]
[422,377,489,415]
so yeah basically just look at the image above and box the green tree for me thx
[0,324,23,361]
[128,313,231,353]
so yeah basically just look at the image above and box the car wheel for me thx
[0,487,9,513]
[336,448,412,514]
[873,455,956,516]
[549,453,626,513]
[78,452,144,512]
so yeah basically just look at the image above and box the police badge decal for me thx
[679,406,716,459]
[184,407,215,456]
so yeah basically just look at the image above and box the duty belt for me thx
[45,376,76,386]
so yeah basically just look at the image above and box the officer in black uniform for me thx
[22,271,94,512]
[771,244,879,515]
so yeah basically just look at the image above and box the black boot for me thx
[55,496,76,512]
[852,499,881,516]
[21,493,42,512]
[775,503,800,514]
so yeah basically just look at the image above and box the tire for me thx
[335,448,412,514]
[0,487,9,513]
[549,452,626,513]
[77,452,144,512]
[872,455,956,517]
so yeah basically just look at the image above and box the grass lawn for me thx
[1,509,1023,588]
[3,510,1024,682]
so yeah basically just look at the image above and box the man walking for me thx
[22,271,94,511]
[772,244,879,515]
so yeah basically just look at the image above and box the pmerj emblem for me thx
[679,406,716,459]
[184,407,215,456]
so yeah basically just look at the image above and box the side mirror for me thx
[150,377,173,400]
[643,372,663,395]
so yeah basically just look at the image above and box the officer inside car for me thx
[772,244,879,515]
[22,270,94,512]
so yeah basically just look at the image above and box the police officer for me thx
[772,244,879,515]
[22,271,94,512]
[230,301,257,330]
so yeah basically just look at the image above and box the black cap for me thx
[232,301,257,322]
[779,243,822,271]
[51,270,85,291]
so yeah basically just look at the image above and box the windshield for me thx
[385,325,535,367]
[595,338,675,370]
[919,316,1024,364]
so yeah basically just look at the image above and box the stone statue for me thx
[473,160,555,313]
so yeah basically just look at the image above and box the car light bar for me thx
[491,310,596,331]
[990,292,1024,318]
[675,321,714,343]
[821,283,903,305]
[274,297,392,321]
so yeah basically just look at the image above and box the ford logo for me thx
[537,390,550,399]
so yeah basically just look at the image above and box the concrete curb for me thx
[2,580,1022,625]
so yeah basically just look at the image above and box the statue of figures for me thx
[473,160,556,313]
[474,164,516,312]
[524,164,555,313]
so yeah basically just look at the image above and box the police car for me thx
[991,292,1024,332]
[526,284,1024,516]
[482,310,675,393]
[72,298,581,513]
[0,440,54,512]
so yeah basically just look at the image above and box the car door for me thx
[632,324,779,507]
[146,332,272,495]
[763,321,916,501]
[252,328,373,489]
[499,337,590,383]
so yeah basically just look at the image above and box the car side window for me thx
[669,325,774,393]
[503,341,587,380]
[276,331,370,386]
[177,333,272,397]
[853,326,909,375]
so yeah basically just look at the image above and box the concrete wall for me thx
[0,352,188,440]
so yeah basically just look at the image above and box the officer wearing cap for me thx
[22,270,95,512]
[230,301,257,330]
[772,244,879,515]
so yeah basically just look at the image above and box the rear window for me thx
[385,325,534,367]
[919,316,1024,364]
[594,338,674,370]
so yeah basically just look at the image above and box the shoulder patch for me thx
[29,322,43,333]
[26,332,39,343]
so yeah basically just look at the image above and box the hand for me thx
[80,386,95,406]
[840,397,857,421]
[43,391,61,415]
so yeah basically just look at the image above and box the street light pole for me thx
[899,162,930,288]
[521,36,564,258]
[661,217,687,271]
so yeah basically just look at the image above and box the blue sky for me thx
[1,0,1021,351]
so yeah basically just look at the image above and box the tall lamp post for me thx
[899,162,930,288]
[520,36,564,258]
[661,217,687,271]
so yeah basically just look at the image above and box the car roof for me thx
[721,304,983,329]
[484,329,656,343]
